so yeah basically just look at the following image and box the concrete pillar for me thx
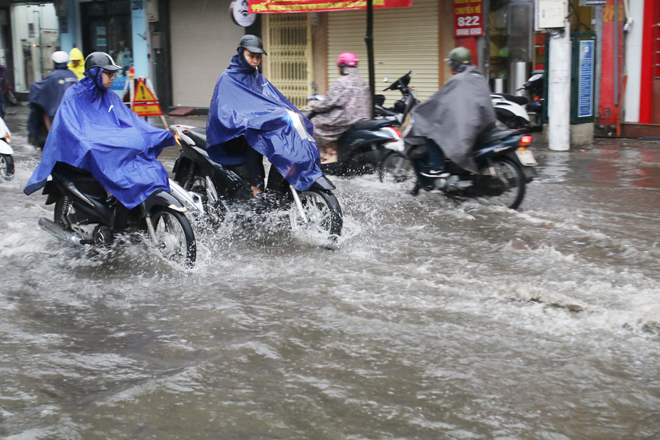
[548,22,571,151]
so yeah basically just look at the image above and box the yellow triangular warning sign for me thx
[122,76,165,120]
[134,79,157,103]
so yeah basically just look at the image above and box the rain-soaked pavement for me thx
[1,105,660,439]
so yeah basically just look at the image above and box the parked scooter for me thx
[0,117,13,179]
[375,71,419,125]
[520,73,544,122]
[491,93,532,129]
[380,127,538,210]
[492,73,545,130]
[170,124,343,240]
[37,162,199,268]
[305,98,402,176]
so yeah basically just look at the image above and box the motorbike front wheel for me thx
[289,189,342,239]
[149,207,196,268]
[379,151,415,185]
[186,174,225,226]
[0,154,14,179]
[474,158,526,210]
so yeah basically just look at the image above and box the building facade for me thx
[0,0,655,136]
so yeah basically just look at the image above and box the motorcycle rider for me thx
[28,51,78,148]
[308,52,371,164]
[404,47,496,189]
[24,52,175,215]
[206,35,322,199]
[68,47,85,80]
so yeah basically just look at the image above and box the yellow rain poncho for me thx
[68,48,85,80]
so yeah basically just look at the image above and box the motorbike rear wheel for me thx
[0,154,13,179]
[289,189,342,239]
[474,158,526,210]
[149,207,196,268]
[378,151,415,186]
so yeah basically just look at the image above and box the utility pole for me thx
[547,21,571,151]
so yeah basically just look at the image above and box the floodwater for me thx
[2,129,660,439]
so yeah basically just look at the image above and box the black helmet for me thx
[84,52,121,72]
[238,35,267,55]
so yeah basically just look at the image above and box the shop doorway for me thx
[80,0,132,78]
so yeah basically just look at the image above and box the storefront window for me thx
[488,0,593,94]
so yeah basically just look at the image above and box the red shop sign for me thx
[453,0,484,37]
[249,0,412,13]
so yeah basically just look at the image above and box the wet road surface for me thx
[1,107,660,439]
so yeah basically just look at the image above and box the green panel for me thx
[542,32,596,125]
[570,33,596,124]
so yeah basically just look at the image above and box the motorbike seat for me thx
[475,129,518,146]
[350,119,395,131]
[52,162,106,198]
[494,93,529,106]
[186,128,207,149]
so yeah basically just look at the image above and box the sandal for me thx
[320,150,338,164]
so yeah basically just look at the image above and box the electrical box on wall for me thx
[538,0,567,28]
[146,0,159,22]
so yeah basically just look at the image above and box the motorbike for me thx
[374,71,419,125]
[521,73,544,123]
[492,73,545,130]
[379,127,538,210]
[169,124,343,240]
[0,117,13,179]
[37,162,199,268]
[491,93,532,129]
[305,98,403,177]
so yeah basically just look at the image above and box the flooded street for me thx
[2,112,660,439]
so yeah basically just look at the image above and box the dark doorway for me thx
[80,0,133,77]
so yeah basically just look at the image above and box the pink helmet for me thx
[337,52,359,67]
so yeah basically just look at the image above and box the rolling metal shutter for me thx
[169,0,245,108]
[327,0,439,103]
[265,14,313,108]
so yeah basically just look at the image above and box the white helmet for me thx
[52,51,69,64]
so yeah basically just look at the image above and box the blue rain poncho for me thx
[27,63,78,146]
[24,67,175,209]
[29,64,78,120]
[206,49,322,191]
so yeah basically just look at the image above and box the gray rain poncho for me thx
[404,64,496,173]
[310,66,371,148]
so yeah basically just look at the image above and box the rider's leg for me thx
[320,142,338,164]
[246,146,265,197]
[421,138,445,173]
[412,138,446,190]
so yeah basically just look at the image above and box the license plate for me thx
[515,149,537,166]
